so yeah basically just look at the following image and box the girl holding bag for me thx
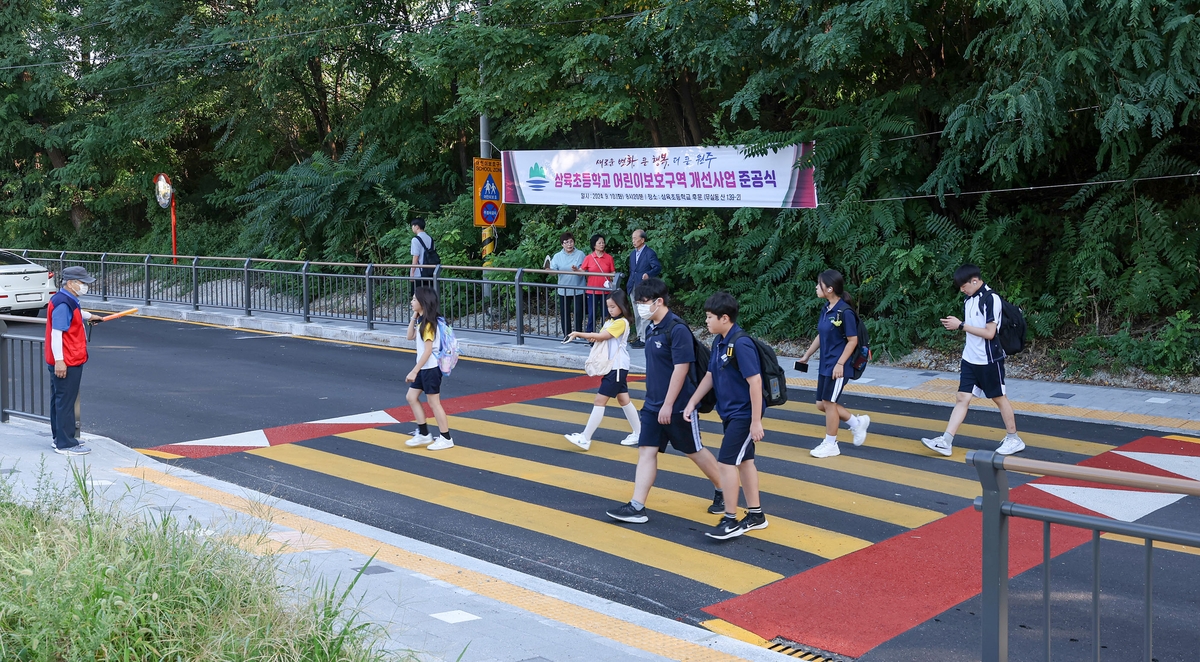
[580,234,615,333]
[564,290,641,451]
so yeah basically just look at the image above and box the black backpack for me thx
[416,234,441,278]
[987,296,1028,355]
[836,307,871,380]
[726,330,788,407]
[660,317,717,414]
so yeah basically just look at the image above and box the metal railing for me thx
[969,450,1200,662]
[1,315,81,432]
[6,249,624,344]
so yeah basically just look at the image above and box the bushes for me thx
[0,464,404,662]
[1057,311,1200,377]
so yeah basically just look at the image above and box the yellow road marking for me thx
[248,443,783,593]
[617,384,1111,456]
[1102,533,1200,557]
[444,417,880,556]
[115,467,754,661]
[700,619,770,646]
[520,399,980,499]
[1166,435,1200,445]
[339,427,872,559]
[493,402,943,528]
[137,448,185,460]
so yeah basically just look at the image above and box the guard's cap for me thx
[61,265,96,284]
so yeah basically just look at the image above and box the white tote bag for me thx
[584,337,613,376]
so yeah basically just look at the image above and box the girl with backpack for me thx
[796,269,870,458]
[563,289,641,451]
[403,286,454,451]
[580,233,615,333]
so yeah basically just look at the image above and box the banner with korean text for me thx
[501,144,816,208]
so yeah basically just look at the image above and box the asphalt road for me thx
[10,315,1197,659]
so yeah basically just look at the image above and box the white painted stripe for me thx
[1146,397,1171,404]
[430,610,480,623]
[310,410,399,425]
[175,429,271,448]
[1114,451,1200,482]
[1030,484,1185,522]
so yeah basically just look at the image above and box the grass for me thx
[0,460,414,662]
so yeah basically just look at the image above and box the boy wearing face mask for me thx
[44,266,101,455]
[606,278,725,524]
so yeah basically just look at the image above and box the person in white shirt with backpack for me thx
[404,286,454,451]
[563,289,642,450]
[921,264,1025,457]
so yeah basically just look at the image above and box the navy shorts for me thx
[638,408,704,454]
[410,367,443,395]
[717,417,756,466]
[815,374,847,403]
[959,359,1006,399]
[598,369,629,398]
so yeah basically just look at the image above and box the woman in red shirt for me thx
[581,234,615,332]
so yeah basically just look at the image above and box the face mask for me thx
[636,301,658,320]
[76,283,89,295]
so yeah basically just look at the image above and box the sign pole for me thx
[154,173,177,264]
[170,191,177,265]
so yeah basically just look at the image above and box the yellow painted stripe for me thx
[1102,533,1200,557]
[495,402,942,528]
[137,448,185,460]
[443,417,878,556]
[618,383,1111,456]
[531,398,980,499]
[114,467,753,662]
[248,443,782,593]
[339,427,871,559]
[700,618,770,646]
[1166,435,1200,445]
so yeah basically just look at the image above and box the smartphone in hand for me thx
[794,360,809,373]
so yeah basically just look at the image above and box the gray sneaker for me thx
[54,445,91,456]
[921,435,953,457]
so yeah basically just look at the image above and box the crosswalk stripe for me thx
[444,416,876,557]
[337,427,873,559]
[492,402,944,528]
[620,381,1111,457]
[524,400,981,499]
[550,392,972,463]
[248,443,783,594]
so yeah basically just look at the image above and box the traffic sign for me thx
[474,158,506,227]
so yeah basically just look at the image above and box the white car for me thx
[0,250,57,316]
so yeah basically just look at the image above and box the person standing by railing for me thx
[580,234,615,333]
[44,266,101,455]
[549,232,586,340]
[626,229,661,349]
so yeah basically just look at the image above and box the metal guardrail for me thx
[0,315,82,431]
[6,249,624,344]
[968,450,1200,662]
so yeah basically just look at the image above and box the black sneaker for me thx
[630,339,645,349]
[606,502,648,523]
[707,490,725,515]
[705,516,745,540]
[739,510,769,532]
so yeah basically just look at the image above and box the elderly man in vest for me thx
[45,266,101,455]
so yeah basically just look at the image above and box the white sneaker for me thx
[921,435,953,456]
[405,432,434,447]
[620,432,640,446]
[851,415,870,446]
[996,436,1026,455]
[810,439,840,458]
[564,432,591,451]
[427,436,455,451]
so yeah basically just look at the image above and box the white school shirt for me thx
[415,319,440,370]
[963,285,1004,365]
[600,317,631,371]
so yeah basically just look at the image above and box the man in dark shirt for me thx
[684,292,769,540]
[606,278,724,524]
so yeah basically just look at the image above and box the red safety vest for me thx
[44,292,88,367]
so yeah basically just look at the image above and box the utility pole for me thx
[479,0,494,300]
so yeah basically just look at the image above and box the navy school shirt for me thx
[642,312,696,413]
[817,298,859,377]
[708,324,764,420]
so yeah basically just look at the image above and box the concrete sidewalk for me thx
[79,297,1200,434]
[0,417,783,662]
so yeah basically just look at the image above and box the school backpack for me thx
[725,330,789,407]
[980,294,1028,356]
[836,307,871,380]
[416,234,441,279]
[660,317,717,414]
[434,317,460,375]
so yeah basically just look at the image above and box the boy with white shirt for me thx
[921,264,1025,457]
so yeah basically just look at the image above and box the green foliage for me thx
[1058,311,1200,376]
[2,0,1199,374]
